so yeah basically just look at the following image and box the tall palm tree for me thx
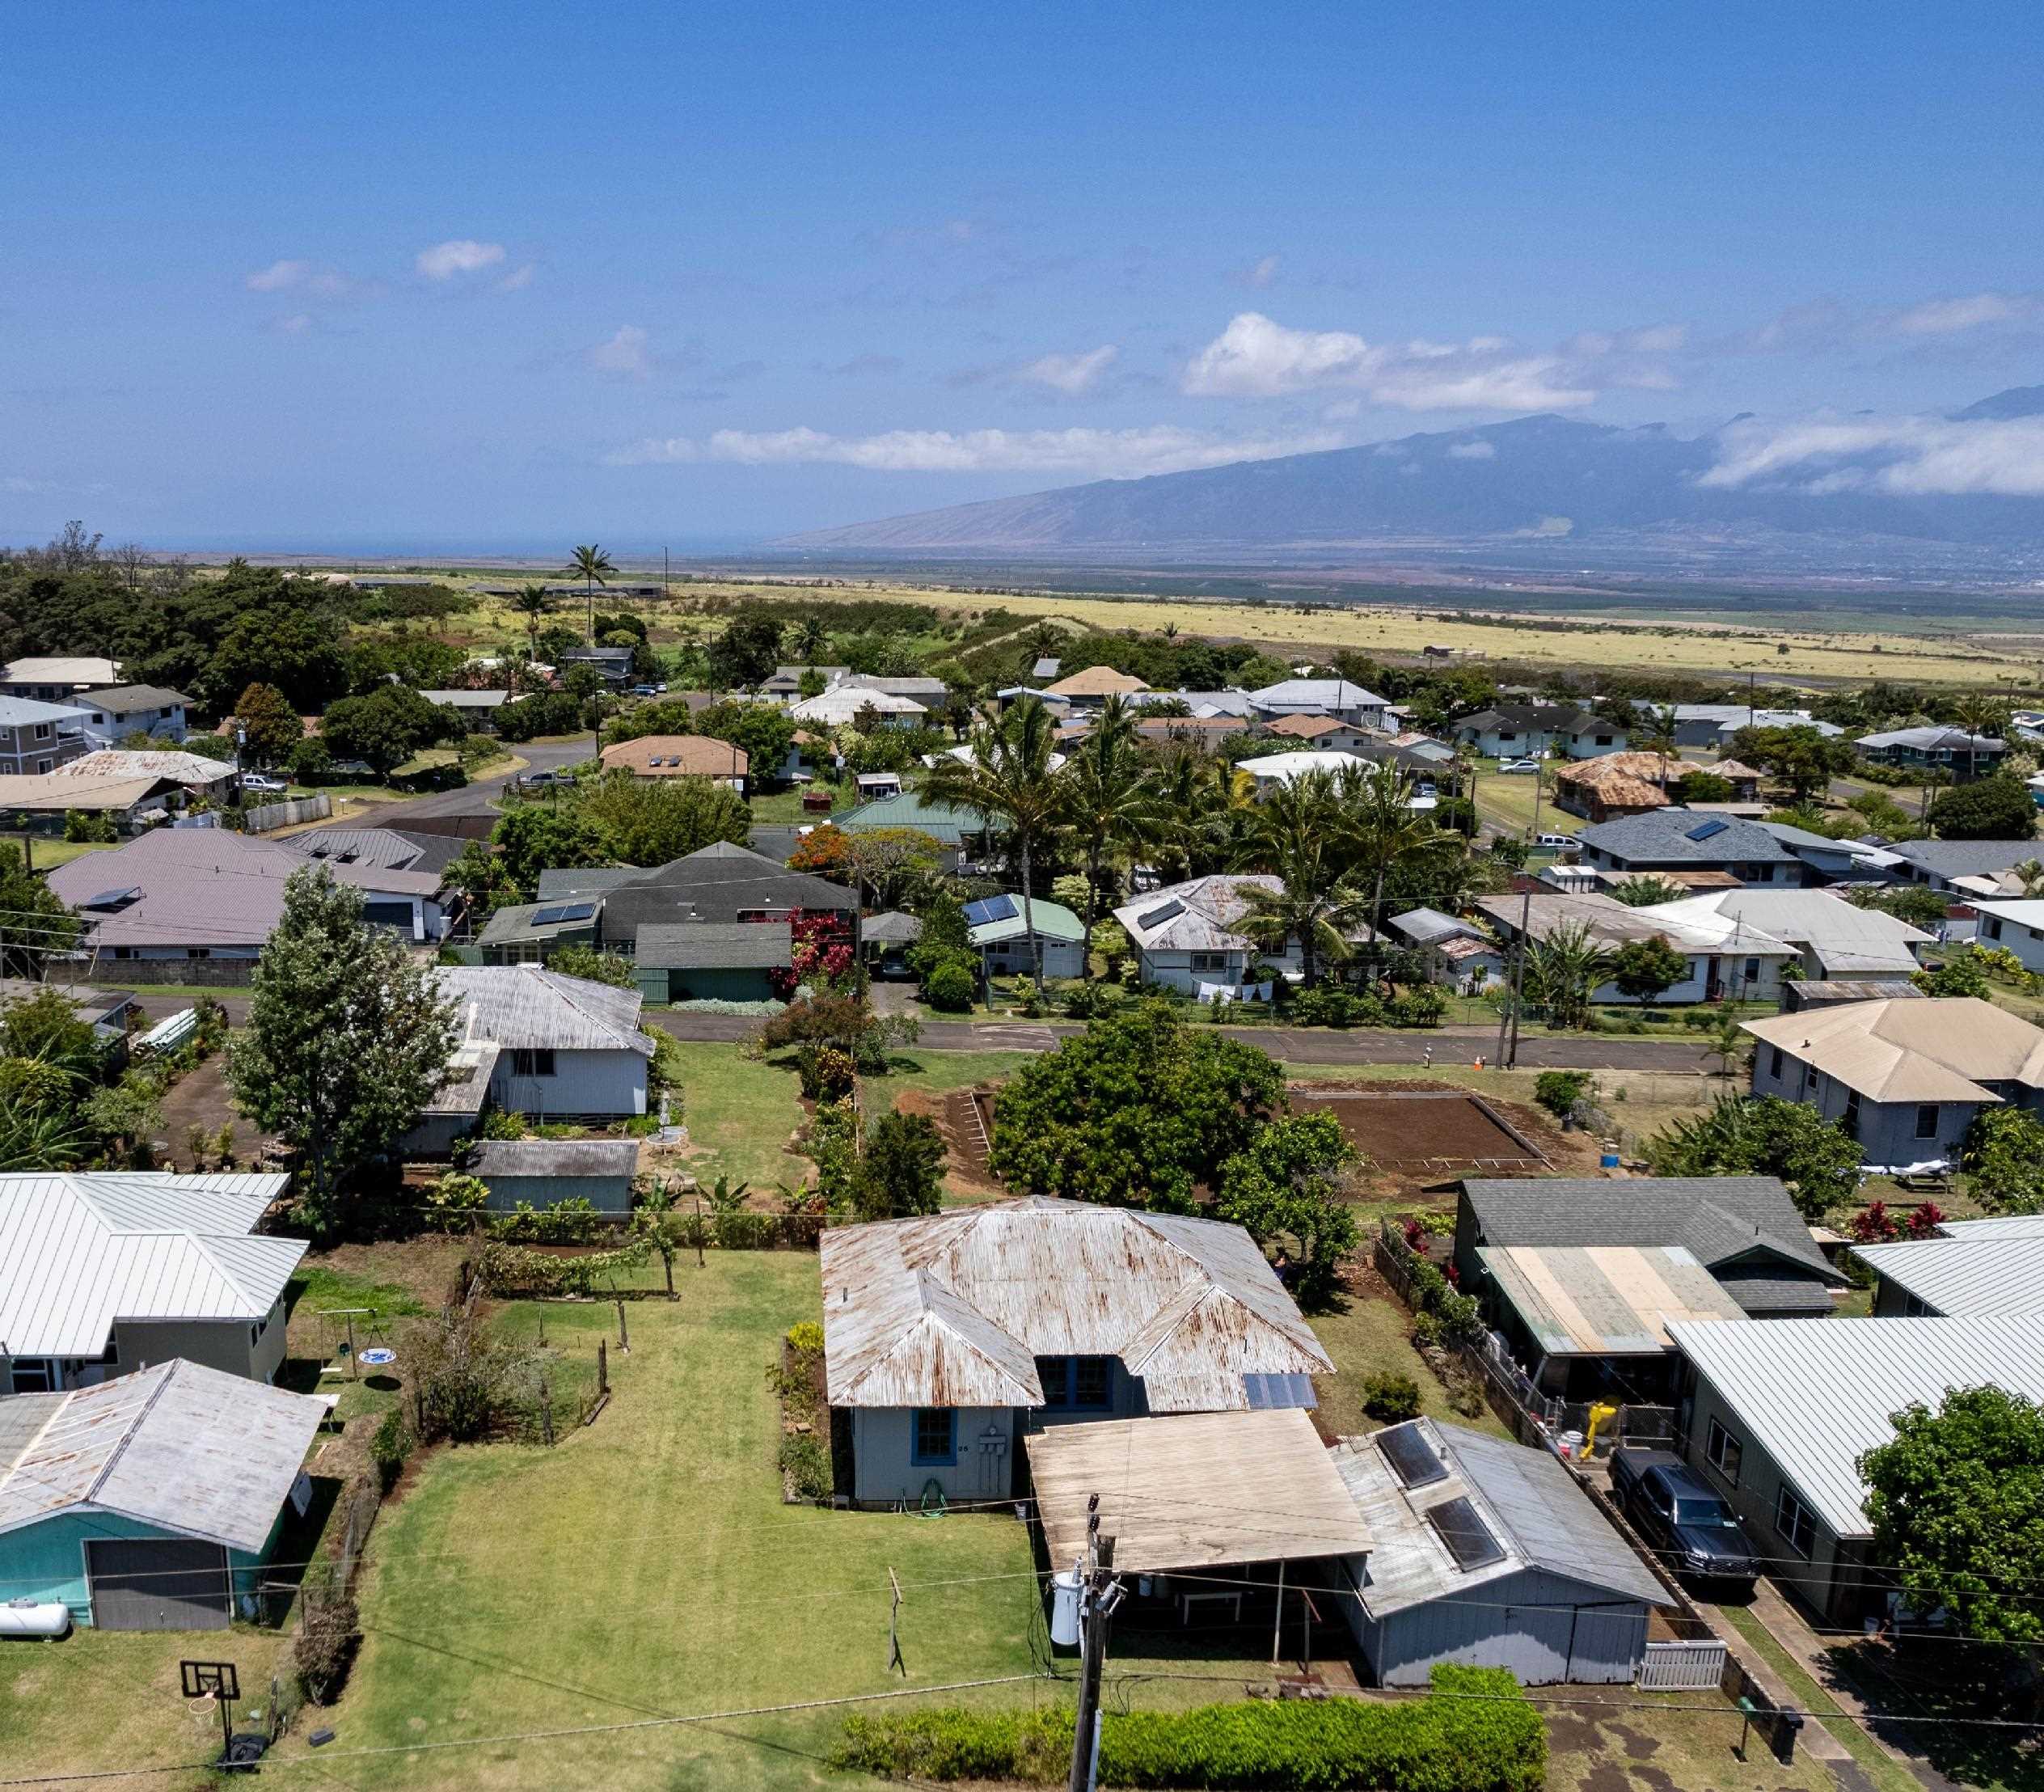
[1523,919,1615,1030]
[792,613,830,665]
[1636,705,1680,759]
[1056,695,1162,985]
[922,697,1066,984]
[567,543,616,644]
[1232,771,1369,989]
[1339,759,1466,946]
[511,582,551,656]
[2015,857,2044,898]
[1951,693,2010,784]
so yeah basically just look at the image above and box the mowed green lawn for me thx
[324,1257,1042,1792]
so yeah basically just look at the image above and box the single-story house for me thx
[291,826,467,878]
[1573,809,1806,885]
[0,770,186,833]
[1648,704,1841,750]
[475,898,604,965]
[820,1197,1333,1507]
[1756,820,1907,885]
[1114,873,1349,997]
[1782,977,1924,1012]
[52,749,239,803]
[852,770,903,801]
[557,645,636,689]
[789,686,927,729]
[0,1172,302,1393]
[1551,754,1674,823]
[1127,688,1259,723]
[1745,995,2044,1168]
[834,672,951,707]
[1249,678,1391,729]
[1042,665,1150,709]
[1235,749,1369,792]
[861,910,923,978]
[433,964,653,1122]
[1450,704,1626,760]
[965,893,1085,979]
[633,920,792,1003]
[0,695,91,774]
[835,789,990,869]
[403,1038,503,1157]
[0,657,121,701]
[1259,714,1386,754]
[70,684,191,747]
[1134,715,1245,753]
[47,826,450,962]
[0,1359,332,1630]
[1332,1418,1672,1685]
[1474,890,1797,1006]
[1639,889,1931,980]
[1855,1218,2044,1318]
[1384,907,1505,991]
[759,665,851,697]
[466,1138,641,1214]
[1882,838,2044,894]
[543,841,859,954]
[1972,898,2044,972]
[1669,1314,2044,1623]
[1856,725,2008,780]
[420,689,513,732]
[598,735,748,790]
[1455,1176,1844,1400]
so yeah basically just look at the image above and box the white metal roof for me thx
[0,1359,331,1553]
[1936,1215,2044,1242]
[1645,890,1930,976]
[1668,1316,2044,1537]
[788,687,927,723]
[1853,1235,2044,1318]
[1235,750,1370,785]
[0,1173,302,1359]
[1113,874,1288,953]
[819,1197,1332,1412]
[1332,1418,1668,1615]
[434,966,652,1057]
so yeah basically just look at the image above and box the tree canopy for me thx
[1644,1093,1862,1218]
[574,771,750,867]
[1928,775,2038,842]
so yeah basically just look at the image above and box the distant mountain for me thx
[1950,384,2044,421]
[777,395,2044,563]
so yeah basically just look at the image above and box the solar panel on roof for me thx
[1138,899,1185,930]
[1686,818,1729,841]
[554,902,597,923]
[963,895,1017,927]
[530,905,565,926]
[1241,1372,1318,1410]
[1426,1496,1506,1570]
[1379,1423,1449,1488]
[84,887,141,911]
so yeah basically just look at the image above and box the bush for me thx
[479,1108,526,1139]
[295,1587,361,1705]
[1362,1370,1423,1422]
[786,1320,825,1357]
[489,1197,605,1245]
[779,1433,830,1499]
[922,956,978,1012]
[794,1042,857,1101]
[370,1410,411,1493]
[833,1666,1545,1789]
[1533,1070,1590,1119]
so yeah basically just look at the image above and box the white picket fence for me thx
[1636,1638,1729,1690]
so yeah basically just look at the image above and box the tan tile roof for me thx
[1263,714,1345,739]
[599,736,749,777]
[1743,996,2044,1103]
[1043,665,1149,698]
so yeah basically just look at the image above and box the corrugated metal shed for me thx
[820,1198,1331,1412]
[1031,1410,1371,1573]
[435,966,652,1057]
[1668,1315,2044,1536]
[1852,1235,2044,1317]
[0,1359,331,1553]
[467,1139,642,1179]
[0,1173,302,1359]
[1477,1244,1746,1357]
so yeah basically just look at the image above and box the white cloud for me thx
[416,239,506,280]
[1886,291,2040,336]
[247,259,311,292]
[1701,411,2044,497]
[497,262,537,292]
[589,325,655,379]
[1447,440,1496,459]
[1016,344,1117,395]
[606,423,1345,478]
[1181,312,1598,411]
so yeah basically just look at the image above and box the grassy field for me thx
[6,834,120,872]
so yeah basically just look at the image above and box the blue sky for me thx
[4,2,2043,551]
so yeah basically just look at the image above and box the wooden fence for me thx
[246,792,332,833]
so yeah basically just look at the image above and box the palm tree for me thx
[2015,857,2044,898]
[1339,759,1465,945]
[1056,695,1162,986]
[511,582,551,656]
[1951,693,2010,784]
[1636,705,1680,759]
[1523,919,1615,1030]
[792,614,830,665]
[567,543,616,644]
[922,697,1066,984]
[1232,771,1369,988]
[1704,1011,1749,1084]
[1146,747,1251,882]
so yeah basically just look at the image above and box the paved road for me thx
[370,739,593,826]
[645,1009,1716,1071]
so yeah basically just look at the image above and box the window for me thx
[1072,1357,1112,1409]
[1768,1046,1784,1080]
[158,706,172,719]
[1775,1484,1818,1558]
[10,1359,53,1394]
[1743,957,1761,983]
[1706,1417,1742,1486]
[1915,1104,1940,1141]
[1035,1355,1071,1408]
[510,1047,557,1078]
[1594,733,1613,746]
[911,1408,956,1465]
[1842,1090,1860,1140]
[32,723,49,741]
[1189,951,1232,972]
[1985,916,2004,940]
[186,948,210,961]
[36,759,50,773]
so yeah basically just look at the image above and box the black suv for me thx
[1610,1448,1761,1583]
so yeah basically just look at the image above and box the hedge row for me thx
[830,1666,1545,1790]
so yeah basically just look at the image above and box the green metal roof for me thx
[834,790,988,846]
[968,896,1085,947]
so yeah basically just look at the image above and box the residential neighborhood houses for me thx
[7,575,2044,1792]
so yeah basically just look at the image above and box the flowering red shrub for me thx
[1850,1200,1899,1244]
[1904,1200,1946,1239]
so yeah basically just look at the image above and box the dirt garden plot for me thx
[893,1084,1005,1199]
[1290,1083,1586,1184]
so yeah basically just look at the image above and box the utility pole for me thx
[1505,883,1531,1068]
[1067,1495,1121,1792]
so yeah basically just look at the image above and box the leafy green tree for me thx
[1915,950,1992,999]
[1214,1110,1359,1309]
[2,987,103,1087]
[1667,770,1732,804]
[851,1109,948,1220]
[233,682,302,768]
[706,611,785,689]
[1848,882,1951,931]
[1928,775,2038,843]
[1609,874,1687,908]
[1731,725,1854,804]
[229,867,459,1232]
[319,684,450,776]
[789,612,831,663]
[548,944,636,988]
[1523,919,1615,1029]
[1233,773,1370,989]
[0,846,79,976]
[1610,935,1688,1005]
[1644,1093,1862,1219]
[923,696,1066,984]
[1860,1386,2044,1648]
[1057,695,1161,986]
[204,606,348,712]
[485,806,615,903]
[575,771,750,867]
[988,1004,1286,1209]
[567,544,616,643]
[1959,1107,2044,1213]
[511,582,551,654]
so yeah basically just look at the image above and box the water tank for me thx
[0,1598,71,1638]
[1049,1570,1082,1648]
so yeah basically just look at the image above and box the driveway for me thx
[154,1053,281,1171]
[370,738,593,827]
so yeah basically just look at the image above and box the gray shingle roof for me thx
[1886,839,2043,877]
[74,684,191,710]
[635,921,792,970]
[468,1139,641,1178]
[1576,809,1799,865]
[1459,1176,1843,1314]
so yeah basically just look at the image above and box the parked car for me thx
[631,683,658,696]
[1497,757,1543,775]
[1534,832,1577,850]
[1609,1448,1760,1583]
[521,769,572,790]
[240,772,288,794]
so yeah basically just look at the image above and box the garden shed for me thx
[632,921,792,1004]
[467,1138,642,1214]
